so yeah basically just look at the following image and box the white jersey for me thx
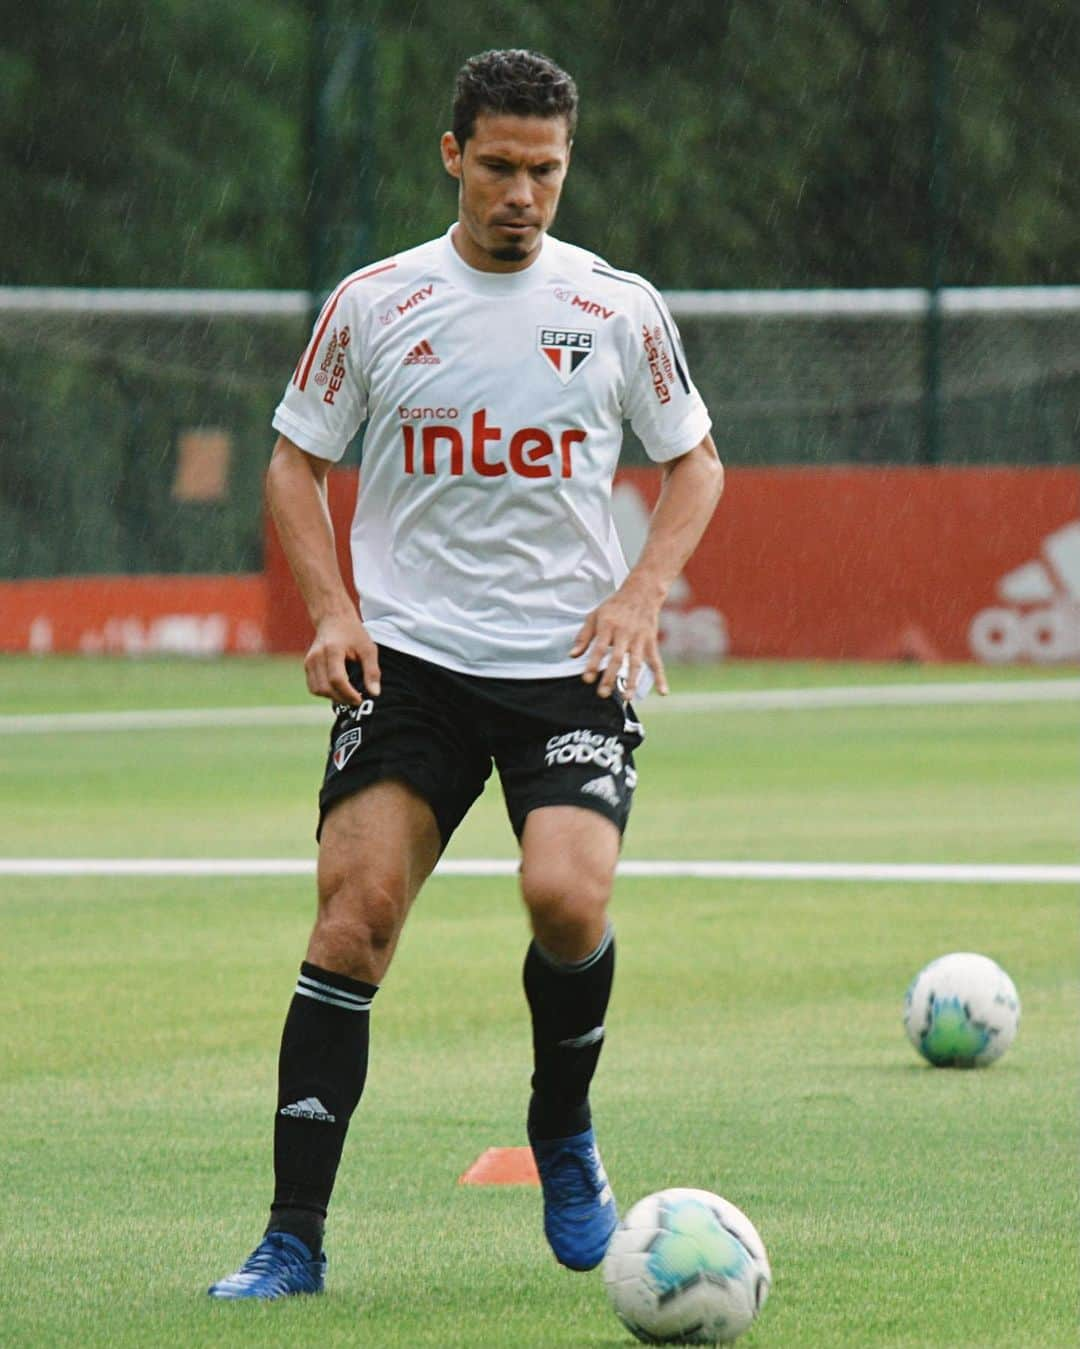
[273,226,711,676]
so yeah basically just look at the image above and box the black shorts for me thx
[318,644,644,849]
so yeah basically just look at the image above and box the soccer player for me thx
[209,47,723,1299]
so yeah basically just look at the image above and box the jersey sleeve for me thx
[272,288,367,462]
[623,292,711,463]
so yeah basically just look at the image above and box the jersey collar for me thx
[440,224,557,296]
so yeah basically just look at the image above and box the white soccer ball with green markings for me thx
[603,1188,771,1344]
[903,952,1020,1067]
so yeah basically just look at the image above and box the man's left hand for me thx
[570,577,668,698]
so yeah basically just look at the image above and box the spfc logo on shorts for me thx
[537,328,594,385]
[332,726,362,771]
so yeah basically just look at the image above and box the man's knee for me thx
[521,857,610,915]
[309,781,440,980]
[520,853,613,954]
[310,866,411,981]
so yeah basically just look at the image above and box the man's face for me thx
[441,113,571,271]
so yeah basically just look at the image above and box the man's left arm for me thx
[572,433,724,697]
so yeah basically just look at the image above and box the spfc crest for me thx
[537,327,594,385]
[331,726,362,771]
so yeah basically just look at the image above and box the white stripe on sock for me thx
[535,923,614,975]
[294,985,373,1012]
[297,973,369,1006]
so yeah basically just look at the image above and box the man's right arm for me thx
[265,434,380,703]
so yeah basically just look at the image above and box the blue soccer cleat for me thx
[530,1126,618,1271]
[207,1231,326,1300]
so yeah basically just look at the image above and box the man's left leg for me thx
[519,805,620,1271]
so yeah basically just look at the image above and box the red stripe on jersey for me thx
[292,288,345,387]
[421,340,434,355]
[294,262,398,391]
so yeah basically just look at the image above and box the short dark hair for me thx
[451,49,578,148]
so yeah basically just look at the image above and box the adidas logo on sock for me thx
[279,1096,336,1123]
[580,775,620,808]
[403,339,440,365]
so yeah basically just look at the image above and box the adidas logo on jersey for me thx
[279,1096,337,1123]
[404,340,440,365]
[580,775,621,808]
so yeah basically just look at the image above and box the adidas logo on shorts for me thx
[580,775,621,808]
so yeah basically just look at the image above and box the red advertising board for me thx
[0,574,266,655]
[6,467,1073,662]
[264,471,358,653]
[264,466,1080,664]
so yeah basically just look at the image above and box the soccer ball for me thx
[903,952,1020,1067]
[603,1188,771,1345]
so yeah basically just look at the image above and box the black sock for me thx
[523,925,615,1141]
[267,961,378,1252]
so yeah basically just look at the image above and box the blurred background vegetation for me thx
[0,0,1076,579]
[2,0,1076,290]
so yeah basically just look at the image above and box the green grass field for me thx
[1,656,1077,1347]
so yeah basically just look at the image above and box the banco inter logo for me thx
[969,520,1080,663]
[537,328,594,385]
[399,408,586,480]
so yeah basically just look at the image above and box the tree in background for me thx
[0,0,306,287]
[1,0,1076,581]
[1,0,1077,290]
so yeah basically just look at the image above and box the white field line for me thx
[653,678,1080,713]
[1,858,1077,884]
[0,705,330,734]
[1,678,1078,736]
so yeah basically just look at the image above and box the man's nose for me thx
[504,171,534,209]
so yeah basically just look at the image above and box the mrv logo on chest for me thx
[537,328,595,385]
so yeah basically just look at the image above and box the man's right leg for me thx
[209,780,440,1300]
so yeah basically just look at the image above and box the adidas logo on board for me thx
[969,520,1080,663]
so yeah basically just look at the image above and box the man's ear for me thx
[440,131,462,180]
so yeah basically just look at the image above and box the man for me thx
[209,47,723,1300]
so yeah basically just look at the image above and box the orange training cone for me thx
[458,1146,540,1186]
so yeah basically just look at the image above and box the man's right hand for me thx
[303,610,382,704]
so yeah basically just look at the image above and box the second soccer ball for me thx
[903,951,1020,1067]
